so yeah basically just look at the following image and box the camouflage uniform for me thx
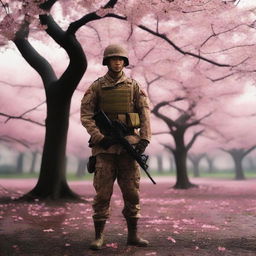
[81,71,151,221]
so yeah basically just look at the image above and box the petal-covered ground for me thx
[0,177,256,256]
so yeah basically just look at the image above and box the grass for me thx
[0,173,39,179]
[0,170,255,180]
[147,169,256,180]
[0,172,93,181]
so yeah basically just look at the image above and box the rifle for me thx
[93,110,156,185]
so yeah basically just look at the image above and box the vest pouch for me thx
[87,156,96,173]
[126,113,140,128]
[117,114,127,124]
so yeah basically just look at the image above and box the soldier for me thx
[80,44,151,250]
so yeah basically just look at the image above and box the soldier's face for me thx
[108,57,125,73]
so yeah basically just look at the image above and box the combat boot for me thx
[90,220,106,250]
[126,218,149,247]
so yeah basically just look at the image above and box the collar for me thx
[102,72,128,88]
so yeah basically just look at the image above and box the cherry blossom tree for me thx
[244,156,256,171]
[207,80,256,179]
[188,153,206,178]
[222,147,256,180]
[0,0,120,200]
[153,97,208,188]
[204,154,217,173]
[132,1,256,188]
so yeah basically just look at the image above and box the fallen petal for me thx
[106,242,118,248]
[43,228,54,232]
[167,236,176,243]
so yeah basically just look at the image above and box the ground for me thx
[0,177,256,256]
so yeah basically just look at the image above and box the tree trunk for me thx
[169,156,174,173]
[205,156,215,173]
[171,129,195,189]
[173,149,195,189]
[156,155,163,173]
[188,154,205,177]
[246,157,255,171]
[233,156,245,180]
[16,153,24,174]
[13,12,87,201]
[29,151,38,174]
[192,161,200,177]
[226,149,247,181]
[24,97,79,200]
[76,158,87,177]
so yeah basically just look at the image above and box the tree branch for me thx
[21,101,45,117]
[206,72,236,82]
[187,112,212,128]
[161,143,175,153]
[138,24,232,67]
[67,0,120,34]
[151,101,176,132]
[103,0,118,8]
[0,0,9,14]
[0,135,30,148]
[0,112,45,126]
[0,80,41,89]
[69,8,234,68]
[39,14,87,93]
[168,103,187,115]
[243,145,256,157]
[152,131,170,136]
[105,13,232,67]
[186,130,204,151]
[13,37,57,87]
[39,0,57,11]
[175,113,191,126]
[200,23,247,48]
[144,74,162,101]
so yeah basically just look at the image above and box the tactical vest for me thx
[97,79,140,128]
[100,83,133,113]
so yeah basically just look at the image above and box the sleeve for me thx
[134,81,152,142]
[80,82,104,145]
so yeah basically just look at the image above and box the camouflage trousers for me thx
[92,153,141,221]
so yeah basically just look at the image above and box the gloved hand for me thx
[135,139,149,154]
[99,136,117,150]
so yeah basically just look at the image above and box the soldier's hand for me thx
[99,136,118,150]
[135,139,149,155]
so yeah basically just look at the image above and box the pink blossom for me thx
[218,246,226,251]
[201,224,220,230]
[182,218,195,225]
[106,242,118,248]
[167,236,176,243]
[43,228,54,232]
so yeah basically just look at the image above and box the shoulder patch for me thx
[140,88,147,97]
[126,78,133,84]
[93,77,103,85]
[83,90,91,97]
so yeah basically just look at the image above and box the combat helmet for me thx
[102,44,129,66]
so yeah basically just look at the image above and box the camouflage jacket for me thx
[80,72,151,155]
